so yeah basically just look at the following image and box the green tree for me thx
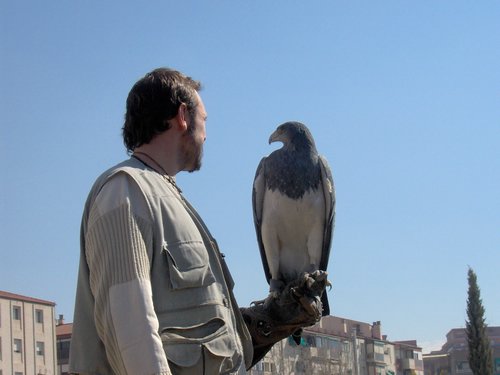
[465,267,493,375]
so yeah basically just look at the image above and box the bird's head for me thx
[269,121,317,151]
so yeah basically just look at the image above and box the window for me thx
[456,361,471,373]
[404,350,414,359]
[13,338,22,353]
[295,361,306,372]
[13,306,21,320]
[36,341,45,356]
[35,309,44,324]
[305,335,316,347]
[316,336,323,347]
[355,324,361,334]
[57,339,71,361]
[263,362,276,372]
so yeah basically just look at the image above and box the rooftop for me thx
[0,290,56,306]
[56,323,73,337]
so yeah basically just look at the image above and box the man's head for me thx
[122,68,202,153]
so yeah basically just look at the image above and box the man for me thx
[70,68,326,374]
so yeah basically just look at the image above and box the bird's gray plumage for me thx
[253,121,335,316]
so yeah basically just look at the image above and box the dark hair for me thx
[122,68,202,152]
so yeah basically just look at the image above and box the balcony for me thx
[401,358,415,369]
[367,352,386,364]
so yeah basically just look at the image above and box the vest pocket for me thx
[162,241,216,290]
[161,318,239,374]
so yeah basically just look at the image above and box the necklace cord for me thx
[131,153,183,194]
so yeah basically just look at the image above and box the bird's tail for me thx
[321,291,330,316]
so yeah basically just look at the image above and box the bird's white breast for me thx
[261,187,326,280]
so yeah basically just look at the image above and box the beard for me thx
[181,131,204,172]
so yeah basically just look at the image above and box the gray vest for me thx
[71,158,253,374]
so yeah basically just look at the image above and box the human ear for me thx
[175,103,189,131]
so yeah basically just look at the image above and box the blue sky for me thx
[1,1,498,353]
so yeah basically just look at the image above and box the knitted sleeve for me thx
[85,173,171,375]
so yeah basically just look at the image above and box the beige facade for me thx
[249,315,423,375]
[36,312,425,375]
[0,290,57,375]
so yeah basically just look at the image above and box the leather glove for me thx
[240,270,329,366]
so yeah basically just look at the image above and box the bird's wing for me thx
[318,155,335,272]
[252,157,271,283]
[318,155,335,315]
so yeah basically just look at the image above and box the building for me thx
[249,315,423,375]
[0,290,57,375]
[423,326,500,375]
[394,340,424,375]
[55,317,72,375]
[45,313,425,375]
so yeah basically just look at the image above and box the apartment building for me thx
[423,326,500,375]
[394,340,424,375]
[48,313,424,375]
[55,317,71,375]
[249,315,423,375]
[0,290,57,375]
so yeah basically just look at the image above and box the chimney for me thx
[57,314,64,326]
[372,321,382,340]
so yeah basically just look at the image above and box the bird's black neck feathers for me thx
[288,127,317,153]
[265,148,321,199]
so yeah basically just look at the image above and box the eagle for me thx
[252,121,335,316]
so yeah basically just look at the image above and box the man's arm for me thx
[85,173,170,374]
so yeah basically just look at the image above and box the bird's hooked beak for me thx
[269,128,284,144]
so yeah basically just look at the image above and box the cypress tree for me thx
[465,267,493,375]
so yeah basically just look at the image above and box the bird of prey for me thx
[252,121,335,316]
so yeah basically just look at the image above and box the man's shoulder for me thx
[83,158,154,221]
[99,157,142,179]
[91,157,147,190]
[85,158,145,204]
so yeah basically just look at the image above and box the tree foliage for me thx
[465,267,493,375]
